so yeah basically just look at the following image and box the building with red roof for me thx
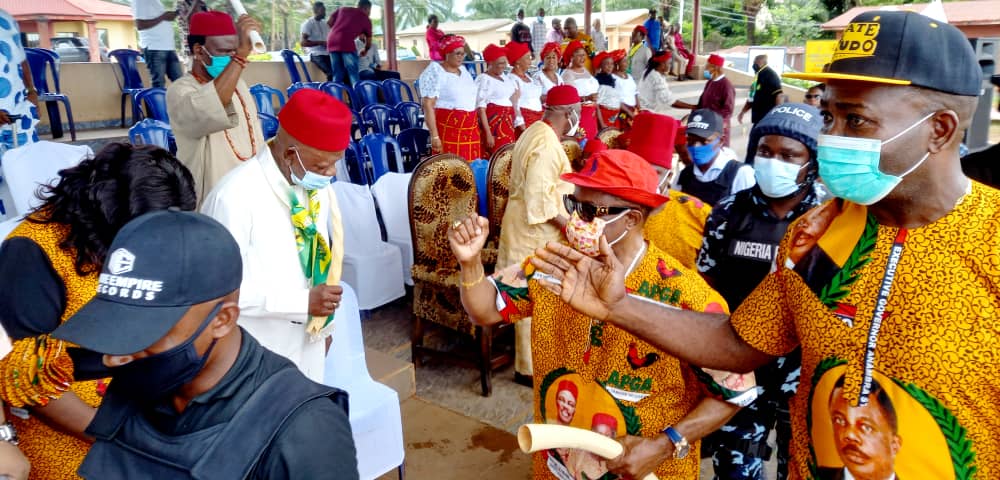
[0,0,137,61]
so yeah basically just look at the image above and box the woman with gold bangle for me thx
[0,143,196,479]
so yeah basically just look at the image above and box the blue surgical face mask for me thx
[687,138,720,166]
[817,112,933,205]
[754,155,807,198]
[703,70,713,79]
[201,47,231,78]
[537,16,544,22]
[290,148,333,190]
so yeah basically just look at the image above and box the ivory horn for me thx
[227,0,266,53]
[517,424,659,480]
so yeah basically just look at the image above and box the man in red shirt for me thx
[326,0,372,86]
[695,54,735,146]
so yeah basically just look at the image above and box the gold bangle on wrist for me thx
[460,270,484,288]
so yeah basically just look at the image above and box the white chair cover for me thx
[370,172,413,286]
[0,217,22,251]
[324,283,405,480]
[332,182,405,310]
[1,141,91,216]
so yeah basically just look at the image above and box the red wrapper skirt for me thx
[435,108,482,161]
[485,103,516,154]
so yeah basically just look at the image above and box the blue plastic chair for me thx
[321,81,359,110]
[393,101,424,129]
[353,80,381,108]
[286,81,323,99]
[134,87,169,123]
[249,84,285,116]
[360,104,399,135]
[351,110,364,141]
[396,127,430,172]
[258,112,279,140]
[342,141,369,185]
[380,78,414,104]
[25,48,76,141]
[280,49,313,84]
[108,49,145,127]
[360,133,403,181]
[128,118,174,152]
[470,158,490,217]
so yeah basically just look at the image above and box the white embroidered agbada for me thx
[201,147,344,383]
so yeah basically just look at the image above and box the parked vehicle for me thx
[50,37,110,63]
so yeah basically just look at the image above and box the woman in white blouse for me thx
[612,49,638,128]
[508,42,543,132]
[418,35,481,161]
[535,42,563,104]
[560,40,599,140]
[637,49,697,116]
[475,44,519,154]
[594,51,621,131]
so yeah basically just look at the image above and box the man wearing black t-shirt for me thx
[738,55,784,128]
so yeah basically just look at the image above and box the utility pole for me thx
[692,0,701,55]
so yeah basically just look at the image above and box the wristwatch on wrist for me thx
[0,422,18,446]
[662,426,689,459]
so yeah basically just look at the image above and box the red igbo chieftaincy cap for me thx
[440,36,466,55]
[708,53,725,67]
[561,149,669,208]
[189,11,237,36]
[279,89,351,152]
[557,380,578,398]
[591,413,618,432]
[627,112,679,169]
[633,25,647,35]
[583,138,608,158]
[541,42,562,60]
[562,40,585,65]
[545,85,581,107]
[506,41,530,63]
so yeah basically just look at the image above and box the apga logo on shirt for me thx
[833,20,880,62]
[108,248,135,275]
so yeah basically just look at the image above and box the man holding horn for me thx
[167,10,267,202]
[201,89,346,382]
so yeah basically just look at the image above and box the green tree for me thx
[742,0,765,45]
[392,0,457,30]
[765,0,829,46]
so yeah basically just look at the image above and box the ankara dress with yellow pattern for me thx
[643,189,712,270]
[492,242,741,480]
[1,220,106,480]
[732,182,1000,480]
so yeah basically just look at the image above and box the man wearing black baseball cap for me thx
[52,210,358,479]
[677,108,756,206]
[529,10,1000,480]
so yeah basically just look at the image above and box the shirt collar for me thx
[749,183,821,220]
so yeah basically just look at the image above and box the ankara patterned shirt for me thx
[731,182,1000,480]
[491,242,748,480]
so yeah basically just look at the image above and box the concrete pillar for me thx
[584,0,592,37]
[385,0,396,70]
[86,21,100,62]
[36,18,52,49]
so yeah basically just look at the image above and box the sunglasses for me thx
[804,94,821,99]
[564,194,632,222]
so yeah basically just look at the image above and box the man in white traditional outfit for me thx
[167,10,267,202]
[201,89,347,382]
[496,84,580,384]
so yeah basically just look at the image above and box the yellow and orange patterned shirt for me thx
[492,242,738,480]
[732,182,1000,480]
[643,189,712,270]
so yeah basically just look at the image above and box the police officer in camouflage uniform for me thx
[696,104,824,480]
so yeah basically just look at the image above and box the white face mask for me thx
[753,155,807,198]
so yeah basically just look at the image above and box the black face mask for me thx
[109,303,222,402]
[752,64,762,73]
